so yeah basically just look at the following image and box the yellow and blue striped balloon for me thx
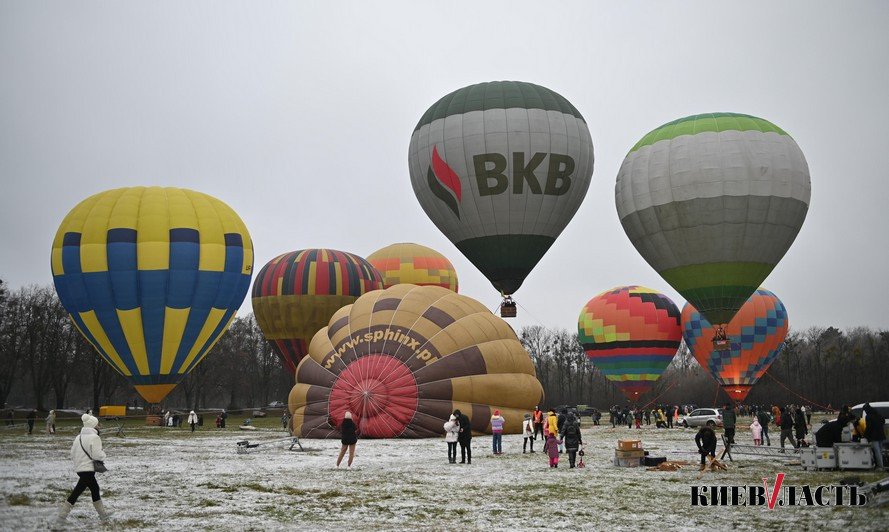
[51,187,253,403]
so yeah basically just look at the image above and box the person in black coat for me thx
[815,414,849,448]
[863,403,885,469]
[794,408,808,447]
[336,411,358,467]
[756,408,772,446]
[779,407,797,450]
[562,413,583,468]
[695,425,717,470]
[454,409,472,464]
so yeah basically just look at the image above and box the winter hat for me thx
[524,413,531,419]
[449,414,456,421]
[494,409,500,416]
[82,414,98,428]
[344,411,352,420]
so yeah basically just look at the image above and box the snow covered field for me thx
[1,420,887,530]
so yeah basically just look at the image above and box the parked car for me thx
[680,408,723,428]
[267,401,285,409]
[850,401,889,440]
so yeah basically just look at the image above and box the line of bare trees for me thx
[519,324,888,410]
[3,278,886,414]
[0,280,291,413]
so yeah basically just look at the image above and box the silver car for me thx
[680,408,723,428]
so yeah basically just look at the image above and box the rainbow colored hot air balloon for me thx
[681,288,788,401]
[367,242,458,292]
[252,249,384,377]
[578,286,681,400]
[288,284,543,438]
[51,187,254,404]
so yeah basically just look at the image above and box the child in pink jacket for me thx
[750,418,763,446]
[543,433,561,467]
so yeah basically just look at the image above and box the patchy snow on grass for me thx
[1,420,887,530]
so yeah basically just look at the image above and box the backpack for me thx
[565,422,578,437]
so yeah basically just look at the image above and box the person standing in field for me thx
[45,410,56,435]
[544,432,560,468]
[26,410,36,435]
[490,410,505,455]
[532,406,544,441]
[454,409,472,464]
[219,410,228,429]
[562,413,583,468]
[780,407,797,450]
[722,403,737,445]
[336,411,358,468]
[750,417,763,446]
[862,403,885,470]
[522,413,535,453]
[756,407,772,446]
[55,414,110,525]
[187,410,198,433]
[443,414,460,463]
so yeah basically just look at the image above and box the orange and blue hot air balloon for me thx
[681,288,788,402]
[51,187,254,404]
[578,286,682,400]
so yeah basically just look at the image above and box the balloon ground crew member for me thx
[532,406,544,441]
[695,424,717,471]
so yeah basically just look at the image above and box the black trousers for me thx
[447,442,457,462]
[523,436,535,452]
[699,448,716,465]
[533,423,543,440]
[725,427,735,444]
[567,450,577,467]
[67,472,101,504]
[459,440,471,463]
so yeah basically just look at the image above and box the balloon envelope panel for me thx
[681,288,788,395]
[252,249,384,376]
[368,242,458,292]
[51,187,254,403]
[615,113,810,325]
[409,81,594,295]
[578,286,681,399]
[289,284,544,438]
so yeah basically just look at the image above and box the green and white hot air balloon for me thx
[615,113,811,329]
[408,81,594,310]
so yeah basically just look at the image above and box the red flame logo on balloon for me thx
[427,146,462,218]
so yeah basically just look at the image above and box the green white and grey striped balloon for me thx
[409,81,594,295]
[615,113,810,325]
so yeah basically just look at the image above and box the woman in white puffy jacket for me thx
[443,415,460,464]
[55,414,110,525]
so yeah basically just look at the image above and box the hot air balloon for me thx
[51,187,253,404]
[409,81,594,316]
[578,286,681,400]
[615,113,810,342]
[288,284,544,438]
[252,249,384,377]
[367,242,458,292]
[681,288,788,401]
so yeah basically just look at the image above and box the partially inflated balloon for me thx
[367,243,458,292]
[578,286,681,399]
[681,288,788,401]
[51,187,253,403]
[252,249,384,376]
[616,113,810,326]
[288,284,543,438]
[409,81,594,295]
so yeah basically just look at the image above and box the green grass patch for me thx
[318,489,344,500]
[241,482,274,493]
[7,494,31,506]
[199,499,219,507]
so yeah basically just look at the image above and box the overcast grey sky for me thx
[1,1,887,333]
